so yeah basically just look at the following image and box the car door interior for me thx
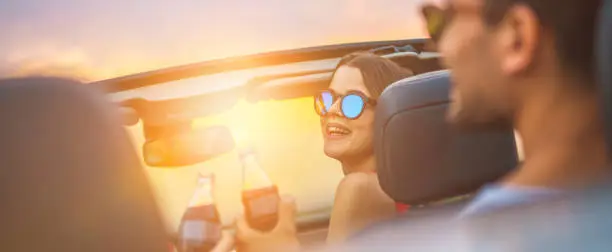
[374,70,519,205]
[0,78,168,252]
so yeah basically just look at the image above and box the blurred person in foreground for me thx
[430,0,609,216]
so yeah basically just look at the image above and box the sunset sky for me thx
[0,0,438,82]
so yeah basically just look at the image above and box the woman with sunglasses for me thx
[315,52,415,243]
[231,52,415,252]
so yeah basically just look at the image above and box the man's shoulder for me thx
[459,184,563,217]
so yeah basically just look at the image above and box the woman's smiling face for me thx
[321,66,375,161]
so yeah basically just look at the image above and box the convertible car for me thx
[88,1,612,244]
[92,38,444,247]
[1,0,610,250]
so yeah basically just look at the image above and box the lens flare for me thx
[191,99,256,149]
[226,100,257,149]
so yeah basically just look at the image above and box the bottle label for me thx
[248,192,279,217]
[181,220,221,243]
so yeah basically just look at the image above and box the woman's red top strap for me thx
[367,171,410,214]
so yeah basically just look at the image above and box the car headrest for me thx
[374,70,519,205]
[598,0,612,157]
[0,78,168,252]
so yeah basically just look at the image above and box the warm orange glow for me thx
[176,96,341,228]
[143,139,167,165]
[222,100,260,149]
[192,97,322,149]
[2,0,440,232]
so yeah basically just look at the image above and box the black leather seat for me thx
[0,78,168,252]
[374,70,519,205]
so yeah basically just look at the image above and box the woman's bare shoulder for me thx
[335,172,396,209]
[327,172,397,243]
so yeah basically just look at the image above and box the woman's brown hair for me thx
[333,52,415,98]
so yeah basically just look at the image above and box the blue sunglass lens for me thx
[342,94,365,119]
[321,92,334,113]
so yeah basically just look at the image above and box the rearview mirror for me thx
[143,125,235,167]
[120,106,140,126]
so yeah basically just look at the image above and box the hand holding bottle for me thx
[235,196,301,252]
[238,147,280,232]
[208,230,235,252]
[178,173,223,252]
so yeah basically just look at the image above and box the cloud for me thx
[1,44,97,82]
[0,0,436,82]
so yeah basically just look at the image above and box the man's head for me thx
[431,0,601,130]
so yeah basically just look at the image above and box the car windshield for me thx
[113,59,346,230]
[1,0,438,233]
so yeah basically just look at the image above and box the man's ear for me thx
[495,4,540,75]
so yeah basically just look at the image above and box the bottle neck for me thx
[188,176,214,207]
[240,153,273,190]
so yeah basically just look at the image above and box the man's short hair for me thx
[483,0,601,86]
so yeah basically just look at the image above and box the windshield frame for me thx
[94,39,430,93]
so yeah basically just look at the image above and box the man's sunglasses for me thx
[314,90,376,120]
[421,4,448,43]
[422,3,484,44]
